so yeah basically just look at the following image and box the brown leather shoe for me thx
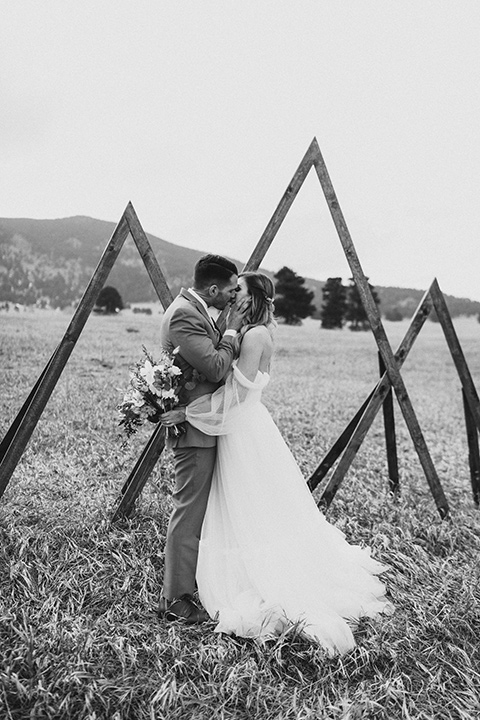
[158,594,210,624]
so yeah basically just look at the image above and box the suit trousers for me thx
[162,445,217,599]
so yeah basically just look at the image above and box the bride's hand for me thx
[160,407,186,426]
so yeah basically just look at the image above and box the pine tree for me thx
[385,307,403,322]
[320,277,346,329]
[345,278,380,331]
[96,285,124,314]
[274,266,316,325]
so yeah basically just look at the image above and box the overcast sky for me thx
[2,1,480,300]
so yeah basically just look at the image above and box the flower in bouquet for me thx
[118,346,186,440]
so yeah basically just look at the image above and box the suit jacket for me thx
[160,288,236,448]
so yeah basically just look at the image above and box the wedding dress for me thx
[186,362,393,655]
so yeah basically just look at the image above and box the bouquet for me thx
[118,346,186,439]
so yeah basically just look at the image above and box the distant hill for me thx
[374,285,480,320]
[1,215,479,319]
[0,216,211,307]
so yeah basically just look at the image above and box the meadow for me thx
[0,307,479,719]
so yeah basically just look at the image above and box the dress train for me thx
[186,364,393,655]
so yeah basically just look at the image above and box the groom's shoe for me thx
[158,594,210,624]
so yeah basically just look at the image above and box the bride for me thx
[162,271,393,656]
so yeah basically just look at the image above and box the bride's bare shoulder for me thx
[242,324,274,349]
[238,325,274,376]
[243,324,272,340]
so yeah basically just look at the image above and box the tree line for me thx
[319,276,380,330]
[273,267,380,330]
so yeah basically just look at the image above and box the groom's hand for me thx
[160,407,186,426]
[226,297,250,332]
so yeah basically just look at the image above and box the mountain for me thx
[1,215,479,320]
[0,216,211,307]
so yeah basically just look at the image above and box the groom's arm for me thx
[169,307,236,383]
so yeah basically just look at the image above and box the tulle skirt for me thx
[196,397,393,656]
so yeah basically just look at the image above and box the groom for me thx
[158,254,247,623]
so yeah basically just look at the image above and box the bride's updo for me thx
[234,272,276,353]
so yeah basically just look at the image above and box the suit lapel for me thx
[180,288,220,339]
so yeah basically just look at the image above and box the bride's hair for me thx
[233,272,276,354]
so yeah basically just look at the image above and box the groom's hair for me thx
[193,254,238,289]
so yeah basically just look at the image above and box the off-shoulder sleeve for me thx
[185,364,268,435]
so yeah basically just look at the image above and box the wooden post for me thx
[462,389,480,506]
[378,352,399,493]
[310,139,449,519]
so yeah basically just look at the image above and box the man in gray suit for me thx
[158,254,248,623]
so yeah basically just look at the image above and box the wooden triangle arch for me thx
[244,137,450,519]
[111,138,457,520]
[0,203,174,497]
[307,278,480,508]
[1,138,475,520]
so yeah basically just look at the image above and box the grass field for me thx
[1,308,479,719]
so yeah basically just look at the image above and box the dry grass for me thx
[0,308,479,719]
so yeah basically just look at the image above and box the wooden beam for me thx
[430,279,480,433]
[307,389,376,492]
[218,140,317,329]
[112,424,167,521]
[125,203,174,310]
[462,389,480,506]
[317,290,439,509]
[0,343,61,463]
[379,352,399,493]
[108,205,182,518]
[0,211,131,498]
[243,139,317,272]
[311,140,449,518]
[308,289,432,497]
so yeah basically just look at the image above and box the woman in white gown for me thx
[163,272,393,656]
